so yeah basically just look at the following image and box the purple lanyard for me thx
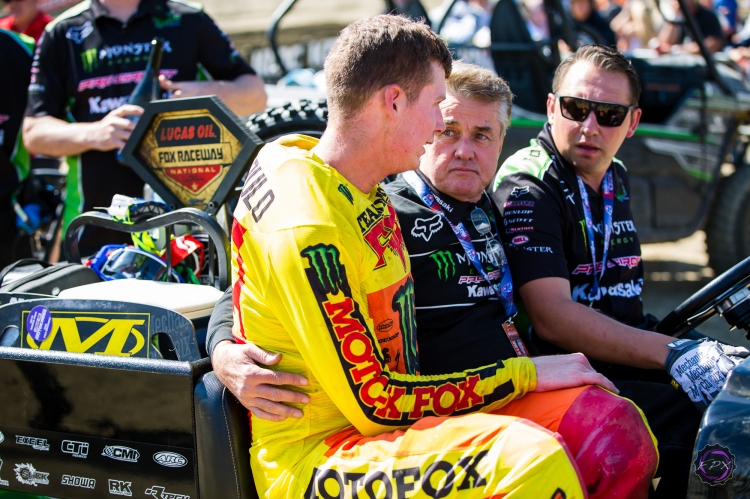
[403,171,517,318]
[576,169,614,303]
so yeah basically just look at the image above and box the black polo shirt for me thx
[27,0,255,249]
[491,125,645,333]
[1,29,33,201]
[384,172,518,375]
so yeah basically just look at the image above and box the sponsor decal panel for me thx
[62,474,96,489]
[153,451,187,468]
[14,463,49,486]
[109,479,133,496]
[694,443,735,486]
[145,485,190,499]
[61,439,89,458]
[15,436,49,451]
[102,445,140,463]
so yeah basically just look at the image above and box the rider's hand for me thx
[160,75,215,99]
[84,105,143,151]
[212,340,310,421]
[532,353,618,394]
[666,338,750,409]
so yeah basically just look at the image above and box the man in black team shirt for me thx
[22,0,266,254]
[0,29,34,269]
[207,60,740,497]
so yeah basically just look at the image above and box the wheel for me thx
[706,166,750,274]
[656,255,750,337]
[247,99,328,143]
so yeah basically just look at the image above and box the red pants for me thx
[495,385,659,499]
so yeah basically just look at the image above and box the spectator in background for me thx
[658,0,726,53]
[611,0,662,50]
[521,0,551,41]
[429,0,495,69]
[569,0,618,46]
[0,0,51,42]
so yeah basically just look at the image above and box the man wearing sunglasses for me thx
[493,44,748,495]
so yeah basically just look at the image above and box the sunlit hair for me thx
[324,15,453,121]
[552,44,642,105]
[446,61,513,135]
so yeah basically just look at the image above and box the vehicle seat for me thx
[490,0,558,114]
[194,371,257,499]
[629,55,708,124]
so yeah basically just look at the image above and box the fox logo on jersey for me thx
[411,214,443,242]
[65,21,94,44]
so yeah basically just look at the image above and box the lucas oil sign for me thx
[137,109,242,210]
[21,310,150,357]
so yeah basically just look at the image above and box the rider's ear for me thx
[546,93,556,124]
[383,84,406,117]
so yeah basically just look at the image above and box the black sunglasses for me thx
[556,94,635,127]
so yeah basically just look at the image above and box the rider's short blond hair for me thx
[324,15,453,121]
[446,61,513,136]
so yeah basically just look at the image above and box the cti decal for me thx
[301,244,510,424]
[304,451,489,499]
[22,311,150,357]
[61,440,89,458]
[357,187,407,270]
[411,214,443,242]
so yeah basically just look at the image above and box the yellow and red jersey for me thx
[231,135,539,497]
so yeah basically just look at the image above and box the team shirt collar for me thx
[413,169,486,225]
[90,0,167,22]
[536,123,622,198]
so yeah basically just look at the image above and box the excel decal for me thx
[301,244,512,426]
[21,311,150,357]
[137,109,242,210]
[356,187,407,270]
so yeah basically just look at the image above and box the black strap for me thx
[0,259,51,286]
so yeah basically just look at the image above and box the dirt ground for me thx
[641,231,750,348]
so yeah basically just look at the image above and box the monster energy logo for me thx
[392,277,419,374]
[301,244,346,295]
[578,220,587,247]
[338,184,353,204]
[81,48,98,73]
[430,251,456,280]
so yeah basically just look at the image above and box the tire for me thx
[246,99,328,143]
[706,167,750,274]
